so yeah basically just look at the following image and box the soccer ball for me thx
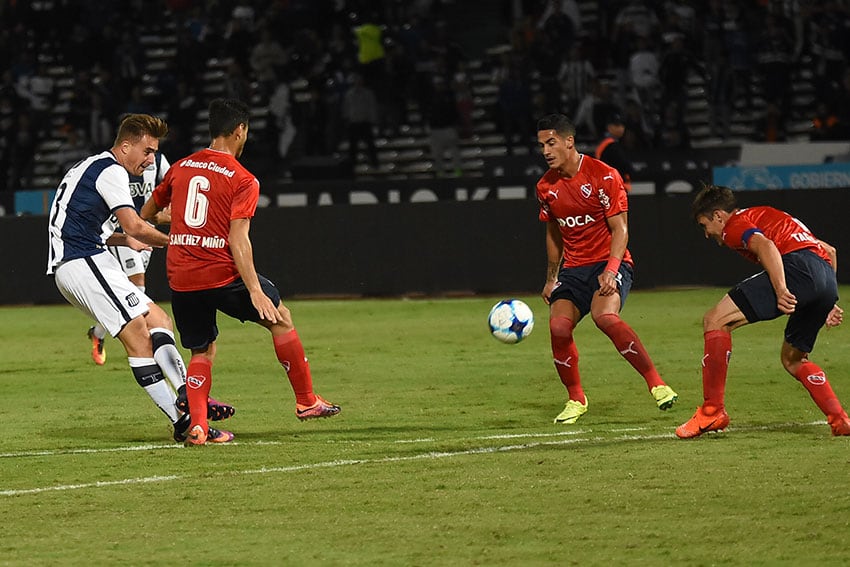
[488,299,534,344]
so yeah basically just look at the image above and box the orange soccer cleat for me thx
[676,405,730,439]
[828,414,850,436]
[87,326,106,366]
[296,395,341,420]
[184,425,235,446]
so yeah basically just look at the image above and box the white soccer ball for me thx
[488,299,534,344]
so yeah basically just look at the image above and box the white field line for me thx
[1,437,597,497]
[0,430,592,459]
[393,429,590,443]
[1,475,182,496]
[0,440,283,459]
[1,420,833,498]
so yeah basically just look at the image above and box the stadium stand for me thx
[0,0,847,200]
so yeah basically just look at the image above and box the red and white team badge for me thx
[187,374,207,389]
[806,372,827,386]
[597,188,610,209]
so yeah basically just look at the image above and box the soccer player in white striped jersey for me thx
[86,152,171,366]
[47,114,209,441]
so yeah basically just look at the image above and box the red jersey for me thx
[722,206,831,265]
[536,154,633,268]
[152,148,260,291]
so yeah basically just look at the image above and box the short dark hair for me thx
[691,184,738,222]
[208,98,250,138]
[536,114,576,137]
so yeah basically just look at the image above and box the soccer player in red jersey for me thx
[141,98,340,445]
[535,114,678,424]
[677,185,850,438]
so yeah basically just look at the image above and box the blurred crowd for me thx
[499,0,850,151]
[1,0,850,194]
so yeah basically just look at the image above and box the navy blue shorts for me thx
[549,260,634,320]
[170,275,282,350]
[728,250,837,353]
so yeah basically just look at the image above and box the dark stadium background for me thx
[2,0,848,303]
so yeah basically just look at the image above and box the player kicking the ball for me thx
[47,114,233,442]
[535,114,678,424]
[85,151,171,367]
[676,184,850,438]
[142,98,340,446]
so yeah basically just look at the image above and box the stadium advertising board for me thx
[482,146,738,195]
[712,163,850,190]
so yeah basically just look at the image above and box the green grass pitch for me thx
[1,287,849,565]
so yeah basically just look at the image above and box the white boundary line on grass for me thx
[0,440,284,459]
[0,420,833,498]
[393,429,591,444]
[0,436,619,497]
[0,430,594,459]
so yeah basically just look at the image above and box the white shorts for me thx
[54,251,153,337]
[108,245,151,277]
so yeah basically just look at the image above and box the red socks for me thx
[273,330,316,407]
[702,333,846,421]
[794,361,845,419]
[702,330,731,411]
[549,316,585,404]
[186,356,212,433]
[595,313,664,389]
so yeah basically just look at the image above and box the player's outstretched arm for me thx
[151,204,172,225]
[115,207,168,248]
[818,239,837,273]
[748,232,796,314]
[598,212,628,296]
[229,218,283,323]
[105,232,153,252]
[542,221,563,305]
[139,195,163,223]
[826,304,843,328]
[817,239,842,328]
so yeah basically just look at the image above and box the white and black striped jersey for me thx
[46,151,135,275]
[104,152,170,237]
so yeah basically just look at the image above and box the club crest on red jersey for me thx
[580,183,592,198]
[598,187,611,209]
